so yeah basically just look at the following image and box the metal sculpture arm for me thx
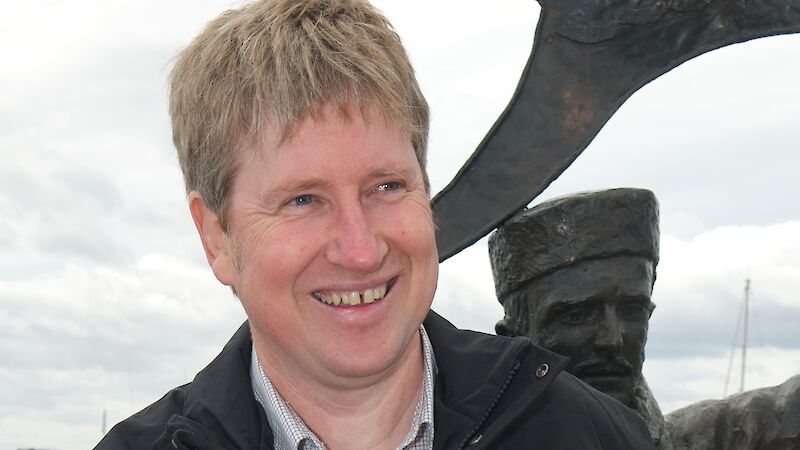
[432,0,800,261]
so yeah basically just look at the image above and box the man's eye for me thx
[376,181,403,192]
[288,194,314,206]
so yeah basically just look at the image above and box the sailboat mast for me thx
[740,279,750,393]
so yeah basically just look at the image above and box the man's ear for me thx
[188,191,236,286]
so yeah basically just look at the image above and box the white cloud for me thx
[645,347,800,414]
[0,255,246,449]
[649,222,800,354]
[640,223,800,413]
[434,238,504,334]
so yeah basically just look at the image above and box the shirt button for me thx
[468,433,483,445]
[535,363,549,378]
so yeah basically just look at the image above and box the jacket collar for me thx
[176,321,273,449]
[171,311,569,449]
[424,311,570,449]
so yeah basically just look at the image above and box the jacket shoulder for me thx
[518,368,656,449]
[95,383,189,449]
[423,312,654,449]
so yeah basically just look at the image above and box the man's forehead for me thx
[251,101,402,151]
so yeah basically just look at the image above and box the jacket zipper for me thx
[456,359,522,449]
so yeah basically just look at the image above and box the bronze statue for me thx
[667,374,800,449]
[489,188,667,443]
[489,188,800,449]
[431,0,800,261]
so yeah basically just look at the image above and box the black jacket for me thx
[96,311,655,449]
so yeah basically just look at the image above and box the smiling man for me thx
[96,1,654,449]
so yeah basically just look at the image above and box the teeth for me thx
[363,289,374,304]
[313,292,330,304]
[313,283,389,307]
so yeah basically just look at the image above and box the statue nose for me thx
[594,305,623,350]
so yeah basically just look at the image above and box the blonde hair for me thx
[170,0,430,229]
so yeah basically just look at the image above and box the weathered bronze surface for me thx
[490,188,667,442]
[490,188,800,449]
[433,0,800,261]
[665,375,800,449]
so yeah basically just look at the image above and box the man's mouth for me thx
[312,282,389,306]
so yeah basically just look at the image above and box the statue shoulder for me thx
[662,374,800,450]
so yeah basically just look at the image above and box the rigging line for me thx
[749,286,764,348]
[724,286,746,397]
[740,279,751,394]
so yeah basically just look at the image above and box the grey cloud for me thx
[647,281,745,359]
[53,167,122,212]
[34,225,132,265]
[0,167,50,216]
[1,146,186,267]
[0,163,122,220]
[745,301,800,350]
[0,260,243,371]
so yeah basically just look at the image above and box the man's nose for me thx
[325,201,388,272]
[594,305,624,350]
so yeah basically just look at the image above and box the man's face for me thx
[202,103,438,386]
[525,256,654,407]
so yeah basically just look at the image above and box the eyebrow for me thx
[264,166,416,198]
[369,166,414,180]
[263,178,329,200]
[540,294,654,315]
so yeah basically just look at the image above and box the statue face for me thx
[524,256,654,407]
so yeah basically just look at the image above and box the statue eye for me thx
[619,304,648,321]
[560,306,596,325]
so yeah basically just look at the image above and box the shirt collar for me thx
[400,325,436,449]
[250,325,437,450]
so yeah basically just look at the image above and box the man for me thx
[490,188,667,444]
[97,2,654,449]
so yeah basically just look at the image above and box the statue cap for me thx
[488,188,659,299]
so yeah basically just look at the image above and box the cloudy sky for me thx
[1,1,798,448]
